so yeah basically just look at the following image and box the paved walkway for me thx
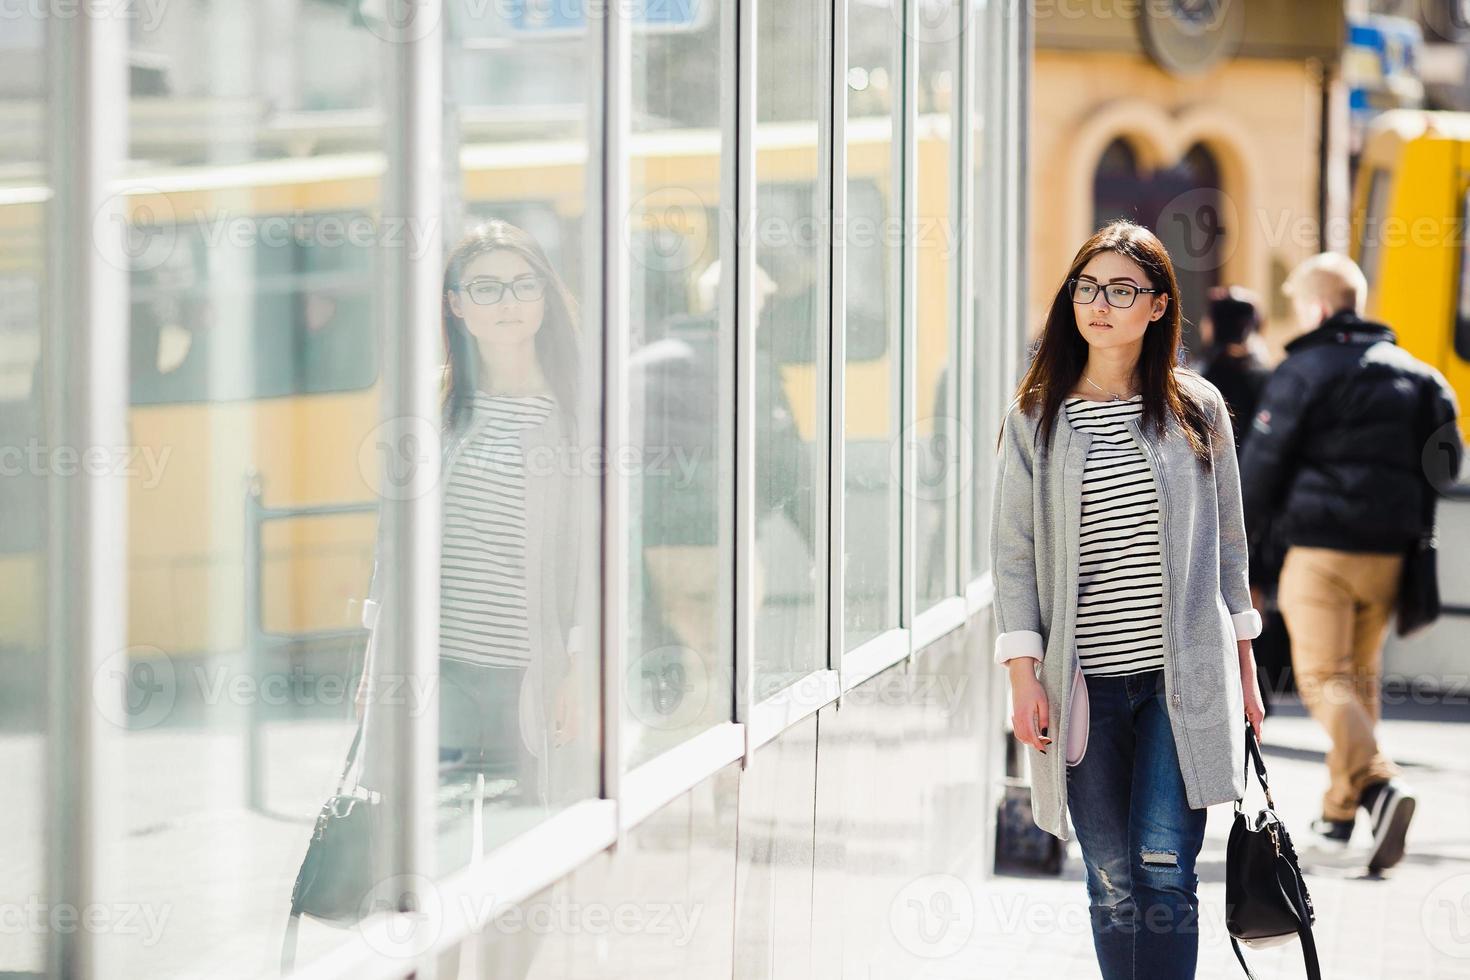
[959,691,1470,979]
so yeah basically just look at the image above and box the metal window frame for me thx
[350,5,448,972]
[612,0,748,821]
[829,0,849,674]
[733,0,758,748]
[733,0,838,756]
[956,0,978,597]
[899,0,920,657]
[907,0,971,650]
[966,0,1028,612]
[833,0,913,698]
[600,0,629,819]
[45,8,127,980]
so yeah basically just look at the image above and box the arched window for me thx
[1093,137,1144,229]
[1089,136,1227,356]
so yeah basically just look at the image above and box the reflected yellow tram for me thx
[0,121,956,656]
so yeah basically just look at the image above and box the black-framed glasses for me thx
[1066,277,1163,309]
[460,275,546,305]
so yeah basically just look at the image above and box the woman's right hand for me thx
[1007,659,1053,754]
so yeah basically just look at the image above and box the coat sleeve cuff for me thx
[994,629,1044,666]
[1231,608,1263,642]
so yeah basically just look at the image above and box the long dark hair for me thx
[1005,220,1214,468]
[441,220,581,437]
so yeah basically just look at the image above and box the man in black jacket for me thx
[1239,252,1461,871]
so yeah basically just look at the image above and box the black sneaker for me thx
[1360,779,1416,871]
[1308,815,1354,848]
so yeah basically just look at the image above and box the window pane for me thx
[753,0,824,695]
[91,2,607,974]
[435,14,602,872]
[0,10,45,976]
[844,0,901,649]
[915,1,961,610]
[625,1,734,767]
[98,5,394,975]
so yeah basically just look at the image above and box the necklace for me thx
[1083,372,1134,402]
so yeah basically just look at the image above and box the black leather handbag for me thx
[280,720,382,973]
[1225,719,1321,980]
[1397,375,1444,637]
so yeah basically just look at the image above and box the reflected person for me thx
[355,220,586,818]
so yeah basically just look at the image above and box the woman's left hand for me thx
[1240,644,1265,740]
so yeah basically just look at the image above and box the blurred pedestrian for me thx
[1237,251,1461,871]
[1200,285,1270,454]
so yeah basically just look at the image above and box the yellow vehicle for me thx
[0,120,955,657]
[1351,108,1470,440]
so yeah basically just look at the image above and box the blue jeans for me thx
[1065,667,1208,980]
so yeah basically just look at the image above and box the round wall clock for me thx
[1140,0,1247,76]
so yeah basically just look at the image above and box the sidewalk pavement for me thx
[960,690,1470,979]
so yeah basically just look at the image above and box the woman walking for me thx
[990,220,1267,979]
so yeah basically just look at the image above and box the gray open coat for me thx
[989,370,1263,841]
[355,399,589,809]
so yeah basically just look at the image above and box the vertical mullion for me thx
[991,0,1011,420]
[900,0,918,649]
[734,0,757,745]
[814,0,835,674]
[717,0,739,728]
[980,0,1005,574]
[830,0,848,679]
[45,8,127,979]
[597,0,628,824]
[955,2,975,596]
[1004,0,1029,383]
[1014,3,1031,385]
[380,0,442,922]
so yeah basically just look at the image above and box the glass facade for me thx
[2,1,1026,976]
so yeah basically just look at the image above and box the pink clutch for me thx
[1066,661,1090,765]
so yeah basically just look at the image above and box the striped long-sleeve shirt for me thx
[439,391,556,668]
[1063,395,1167,677]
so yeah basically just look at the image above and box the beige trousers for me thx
[1277,545,1404,821]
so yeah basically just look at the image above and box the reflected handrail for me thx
[242,468,377,817]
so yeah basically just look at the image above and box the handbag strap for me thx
[1238,717,1274,809]
[334,716,366,797]
[281,911,302,974]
